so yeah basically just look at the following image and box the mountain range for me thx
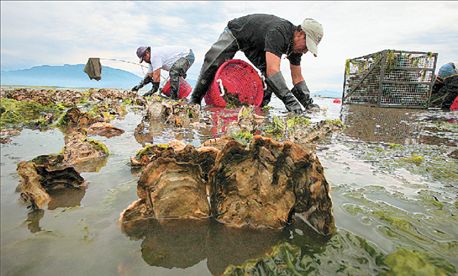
[0,64,196,90]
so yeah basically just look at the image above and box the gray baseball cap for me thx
[136,46,149,62]
[301,18,323,57]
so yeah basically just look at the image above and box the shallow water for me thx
[1,96,457,275]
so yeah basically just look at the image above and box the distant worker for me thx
[132,46,195,99]
[188,14,323,113]
[430,62,458,110]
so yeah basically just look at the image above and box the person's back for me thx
[228,14,294,52]
[148,46,191,71]
[227,14,301,72]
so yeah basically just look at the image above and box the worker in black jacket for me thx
[188,14,323,113]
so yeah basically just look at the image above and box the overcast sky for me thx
[1,1,457,92]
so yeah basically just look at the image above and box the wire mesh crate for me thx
[342,50,438,108]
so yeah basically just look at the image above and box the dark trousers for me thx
[169,50,195,99]
[190,28,239,102]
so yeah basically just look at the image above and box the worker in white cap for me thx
[188,14,323,113]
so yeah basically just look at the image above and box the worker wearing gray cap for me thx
[188,14,323,113]
[133,46,194,99]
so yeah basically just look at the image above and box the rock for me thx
[17,156,86,210]
[85,122,125,138]
[145,97,200,127]
[17,161,50,209]
[135,158,210,221]
[131,140,219,181]
[123,136,335,235]
[289,119,344,146]
[58,107,100,132]
[209,136,335,234]
[62,132,109,167]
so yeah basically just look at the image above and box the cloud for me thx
[1,1,457,92]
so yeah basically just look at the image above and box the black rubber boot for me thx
[143,82,159,97]
[189,73,213,105]
[261,86,273,107]
[265,72,303,113]
[291,81,319,110]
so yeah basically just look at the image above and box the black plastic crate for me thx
[342,50,438,108]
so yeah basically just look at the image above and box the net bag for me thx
[204,59,264,107]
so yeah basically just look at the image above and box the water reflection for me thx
[341,104,422,144]
[72,156,108,173]
[25,209,45,233]
[47,187,86,210]
[341,104,457,147]
[121,218,291,275]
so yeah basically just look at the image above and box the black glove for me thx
[291,81,318,110]
[265,72,303,114]
[143,82,160,97]
[132,75,153,92]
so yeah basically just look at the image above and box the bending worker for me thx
[132,46,195,99]
[188,14,323,113]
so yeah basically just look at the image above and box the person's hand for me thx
[131,85,142,92]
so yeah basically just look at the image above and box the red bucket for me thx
[451,96,458,111]
[204,59,264,107]
[161,77,192,99]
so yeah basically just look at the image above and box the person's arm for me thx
[290,64,305,85]
[266,52,281,77]
[150,68,161,83]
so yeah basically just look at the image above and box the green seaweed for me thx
[417,190,444,209]
[324,119,345,128]
[265,115,285,137]
[231,130,253,145]
[85,138,109,155]
[382,248,456,276]
[388,143,403,149]
[286,115,310,129]
[261,105,272,112]
[400,154,424,166]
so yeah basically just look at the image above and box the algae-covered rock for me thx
[62,132,109,167]
[57,107,100,131]
[130,140,219,181]
[209,136,335,234]
[0,97,65,129]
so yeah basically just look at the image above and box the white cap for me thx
[301,18,323,57]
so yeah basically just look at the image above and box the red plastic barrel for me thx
[204,59,264,107]
[161,77,192,99]
[451,96,458,111]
